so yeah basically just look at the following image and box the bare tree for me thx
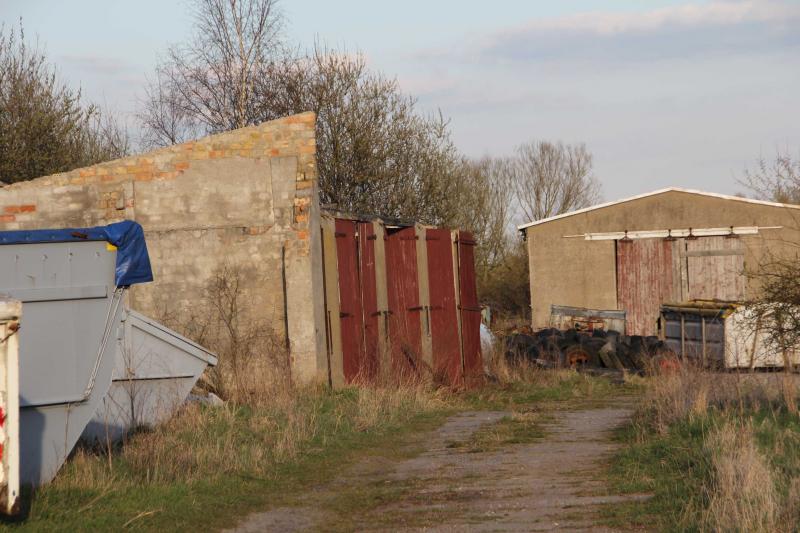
[139,0,463,224]
[740,150,800,204]
[739,149,800,368]
[469,141,599,318]
[454,157,514,275]
[477,240,530,320]
[449,157,533,319]
[262,48,463,222]
[745,255,800,370]
[141,0,283,146]
[0,23,129,184]
[511,141,601,222]
[138,75,196,149]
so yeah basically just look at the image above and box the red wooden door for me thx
[385,227,423,376]
[457,231,482,384]
[616,238,678,336]
[334,219,365,382]
[425,228,461,385]
[358,221,380,379]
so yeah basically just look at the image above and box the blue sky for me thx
[3,0,799,201]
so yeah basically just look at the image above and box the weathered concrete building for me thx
[0,113,326,382]
[519,188,800,336]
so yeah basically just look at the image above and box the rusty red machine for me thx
[321,214,482,387]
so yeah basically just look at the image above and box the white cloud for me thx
[395,2,800,201]
[505,1,798,37]
[59,54,135,76]
[412,1,800,66]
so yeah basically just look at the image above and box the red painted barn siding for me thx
[457,231,482,383]
[324,217,484,387]
[334,219,365,381]
[425,228,461,384]
[357,222,380,380]
[616,239,677,336]
[385,227,423,375]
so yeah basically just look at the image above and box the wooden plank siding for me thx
[685,236,746,302]
[616,239,680,335]
[616,236,747,336]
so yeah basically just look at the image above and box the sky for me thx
[2,0,799,201]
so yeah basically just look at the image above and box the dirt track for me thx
[226,402,646,532]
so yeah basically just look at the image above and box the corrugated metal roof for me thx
[517,187,800,231]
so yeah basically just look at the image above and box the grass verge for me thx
[601,370,800,532]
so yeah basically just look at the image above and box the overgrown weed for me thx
[51,380,448,489]
[470,349,640,410]
[607,364,800,532]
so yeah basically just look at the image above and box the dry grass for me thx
[52,377,449,490]
[638,363,800,433]
[704,421,779,532]
[623,364,800,532]
[20,333,639,532]
[488,345,574,387]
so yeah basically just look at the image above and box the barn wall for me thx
[526,233,617,329]
[0,113,327,383]
[526,190,800,329]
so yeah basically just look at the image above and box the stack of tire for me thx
[503,328,674,373]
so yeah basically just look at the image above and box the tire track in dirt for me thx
[226,402,648,532]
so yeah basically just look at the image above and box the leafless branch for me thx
[511,141,601,222]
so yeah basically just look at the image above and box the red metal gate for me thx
[324,217,484,387]
[385,227,423,376]
[425,228,461,384]
[334,219,365,382]
[456,231,482,384]
[358,221,380,379]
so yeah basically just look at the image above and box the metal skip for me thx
[0,223,217,486]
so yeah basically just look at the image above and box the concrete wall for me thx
[525,189,800,328]
[0,113,327,383]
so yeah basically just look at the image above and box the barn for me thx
[519,188,800,337]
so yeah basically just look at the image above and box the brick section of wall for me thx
[0,112,326,383]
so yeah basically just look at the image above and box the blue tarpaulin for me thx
[0,220,153,286]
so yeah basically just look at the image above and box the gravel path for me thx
[225,402,646,532]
